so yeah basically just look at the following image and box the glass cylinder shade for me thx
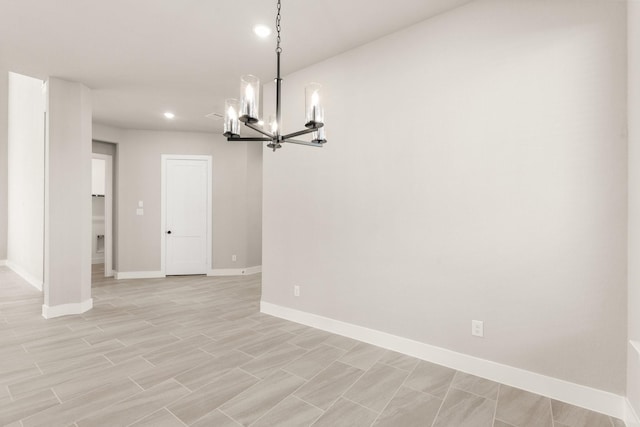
[305,82,324,128]
[224,98,240,137]
[312,125,327,144]
[240,75,260,123]
[268,115,278,135]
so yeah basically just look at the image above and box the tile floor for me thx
[0,265,626,427]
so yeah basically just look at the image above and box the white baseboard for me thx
[6,260,43,291]
[261,301,626,419]
[245,265,262,275]
[42,298,93,319]
[115,271,165,280]
[92,258,105,265]
[626,399,640,427]
[208,265,262,276]
[0,259,6,267]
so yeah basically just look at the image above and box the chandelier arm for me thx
[284,139,324,147]
[244,122,275,138]
[227,137,274,142]
[281,127,317,140]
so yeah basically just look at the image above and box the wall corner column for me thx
[43,77,93,318]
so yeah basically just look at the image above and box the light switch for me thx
[136,208,144,216]
[138,201,144,208]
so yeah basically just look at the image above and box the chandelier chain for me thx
[276,0,282,53]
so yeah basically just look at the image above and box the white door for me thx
[165,158,210,275]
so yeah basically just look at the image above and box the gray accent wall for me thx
[262,0,627,394]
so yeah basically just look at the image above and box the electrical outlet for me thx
[232,254,237,262]
[472,320,484,337]
[294,286,300,297]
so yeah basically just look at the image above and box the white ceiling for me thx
[0,0,473,133]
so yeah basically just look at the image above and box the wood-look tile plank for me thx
[102,333,179,364]
[0,364,42,389]
[131,349,214,390]
[240,343,308,379]
[432,388,496,427]
[289,328,332,349]
[141,334,211,366]
[174,350,253,391]
[191,409,242,427]
[373,386,442,427]
[8,355,112,399]
[322,334,360,351]
[610,417,627,427]
[167,368,259,425]
[75,379,189,427]
[451,371,500,400]
[201,329,264,355]
[52,356,154,402]
[252,395,323,427]
[403,361,456,399]
[550,399,614,427]
[128,408,186,427]
[0,389,59,426]
[21,378,142,427]
[311,398,378,427]
[378,350,420,372]
[0,384,9,400]
[237,330,296,357]
[283,344,346,380]
[219,369,306,426]
[338,342,386,371]
[294,361,364,410]
[495,385,553,427]
[343,363,408,412]
[35,340,124,374]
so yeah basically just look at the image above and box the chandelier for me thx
[223,0,327,151]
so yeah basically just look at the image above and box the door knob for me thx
[166,230,172,234]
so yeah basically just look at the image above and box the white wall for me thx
[7,72,45,288]
[107,128,261,274]
[93,122,124,145]
[262,0,627,395]
[628,0,640,419]
[246,144,263,267]
[0,67,8,261]
[44,77,92,313]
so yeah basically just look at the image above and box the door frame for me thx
[91,153,113,277]
[160,154,213,276]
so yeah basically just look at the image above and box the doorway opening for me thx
[91,153,113,282]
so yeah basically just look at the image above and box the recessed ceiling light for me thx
[253,25,271,38]
[164,112,175,119]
